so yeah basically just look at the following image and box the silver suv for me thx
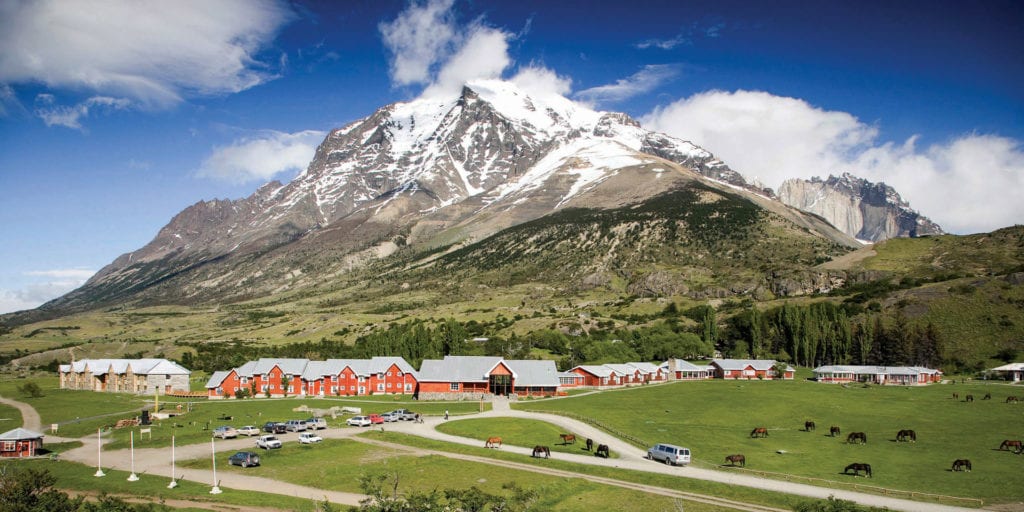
[284,419,308,432]
[647,443,691,466]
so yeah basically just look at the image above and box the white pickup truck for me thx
[256,435,282,449]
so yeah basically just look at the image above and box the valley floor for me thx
[1,393,983,512]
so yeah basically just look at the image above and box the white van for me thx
[647,443,691,466]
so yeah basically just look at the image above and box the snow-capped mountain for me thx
[48,79,858,311]
[778,173,943,242]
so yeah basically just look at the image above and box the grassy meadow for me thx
[515,379,1024,504]
[179,437,706,512]
[435,417,619,457]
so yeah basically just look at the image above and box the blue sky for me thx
[1,0,1021,314]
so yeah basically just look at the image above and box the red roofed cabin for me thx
[1,428,44,458]
[417,356,559,400]
[709,359,794,380]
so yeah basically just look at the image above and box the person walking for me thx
[444,410,449,420]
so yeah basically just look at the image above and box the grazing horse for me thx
[952,459,972,472]
[585,438,594,451]
[725,454,746,467]
[595,444,610,458]
[965,394,974,402]
[846,432,867,444]
[830,426,841,437]
[1007,396,1018,404]
[560,433,576,445]
[485,436,502,449]
[952,392,959,400]
[804,421,816,432]
[999,440,1022,451]
[896,429,916,443]
[532,445,550,459]
[982,393,992,400]
[843,463,872,477]
[750,427,769,438]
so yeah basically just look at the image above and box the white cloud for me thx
[34,95,130,130]
[197,130,326,184]
[421,25,511,98]
[636,35,690,50]
[575,64,680,106]
[0,0,292,108]
[641,89,1024,234]
[381,0,515,99]
[0,268,95,314]
[510,65,573,98]
[379,0,457,87]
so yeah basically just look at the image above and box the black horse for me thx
[844,463,872,477]
[829,426,841,437]
[725,454,746,467]
[965,394,974,402]
[952,459,972,472]
[595,444,610,458]
[532,445,550,459]
[585,438,593,451]
[804,421,816,432]
[846,432,867,444]
[896,429,916,442]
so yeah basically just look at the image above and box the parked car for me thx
[213,426,238,439]
[228,451,260,468]
[237,425,260,436]
[346,416,371,427]
[368,414,385,425]
[263,422,287,434]
[298,432,323,444]
[305,417,328,430]
[284,419,308,432]
[391,409,417,421]
[256,435,282,449]
[646,443,690,466]
[381,412,400,422]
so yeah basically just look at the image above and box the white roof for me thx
[712,359,780,371]
[627,362,661,374]
[419,356,512,382]
[508,360,559,387]
[205,371,231,389]
[571,365,616,378]
[64,359,190,376]
[991,363,1024,372]
[0,428,44,440]
[813,365,940,376]
[661,359,709,372]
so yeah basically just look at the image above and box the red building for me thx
[0,428,43,458]
[417,356,559,400]
[206,357,417,399]
[708,359,794,380]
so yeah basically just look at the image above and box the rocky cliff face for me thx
[778,173,943,242]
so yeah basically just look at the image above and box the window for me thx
[287,385,294,393]
[1,441,15,451]
[358,376,365,383]
[330,386,337,394]
[387,382,392,388]
[349,386,355,391]
[450,382,459,391]
[377,373,384,379]
[261,385,269,392]
[240,377,248,384]
[405,383,412,391]
[743,369,755,376]
[387,371,392,377]
[377,384,384,391]
[216,387,224,395]
[397,372,403,377]
[331,375,338,382]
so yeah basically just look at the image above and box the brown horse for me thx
[952,392,959,400]
[1007,396,1018,404]
[485,436,502,448]
[952,459,972,472]
[999,440,1022,451]
[982,393,992,400]
[804,421,816,432]
[725,454,746,467]
[585,438,593,451]
[846,432,867,444]
[750,427,769,438]
[844,463,872,477]
[532,445,550,458]
[830,426,841,437]
[560,433,576,445]
[896,429,916,443]
[595,444,610,458]
[965,394,974,402]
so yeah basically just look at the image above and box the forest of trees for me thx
[179,301,942,374]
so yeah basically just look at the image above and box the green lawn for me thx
[0,458,318,511]
[0,401,23,431]
[180,437,712,512]
[515,379,1021,504]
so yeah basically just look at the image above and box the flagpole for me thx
[127,430,139,481]
[93,428,105,477]
[209,437,222,494]
[168,435,177,488]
